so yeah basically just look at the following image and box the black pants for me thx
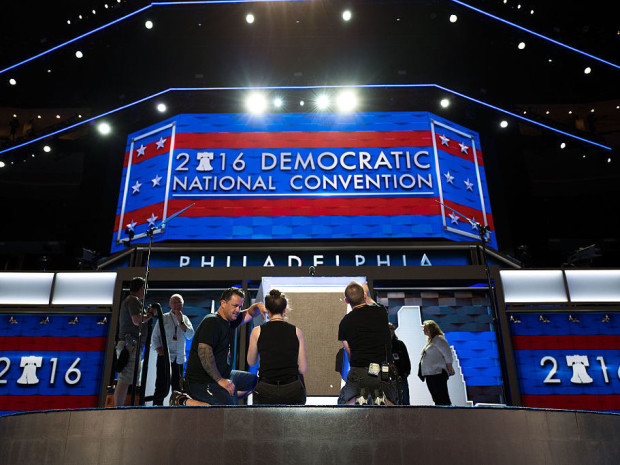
[425,371,451,406]
[253,379,306,405]
[153,356,183,405]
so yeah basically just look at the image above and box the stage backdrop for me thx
[111,112,495,253]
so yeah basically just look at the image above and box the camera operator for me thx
[113,277,157,407]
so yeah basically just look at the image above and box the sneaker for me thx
[169,390,189,406]
[373,389,387,405]
[355,388,370,405]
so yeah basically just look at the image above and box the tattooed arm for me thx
[198,342,235,395]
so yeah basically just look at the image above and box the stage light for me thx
[246,93,267,114]
[43,145,51,153]
[500,120,509,128]
[67,20,71,25]
[299,100,305,107]
[56,115,61,119]
[273,97,283,108]
[584,67,592,74]
[246,14,255,24]
[608,158,612,163]
[9,78,16,85]
[316,94,330,111]
[97,122,111,135]
[75,51,83,59]
[560,142,566,149]
[145,20,154,29]
[342,10,352,21]
[0,161,5,168]
[440,98,450,108]
[449,14,458,23]
[157,103,167,113]
[336,90,357,112]
[518,42,526,50]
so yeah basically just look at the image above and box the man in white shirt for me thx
[152,294,194,405]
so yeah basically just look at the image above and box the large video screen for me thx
[511,312,620,412]
[112,112,494,253]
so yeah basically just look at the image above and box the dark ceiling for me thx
[1,0,619,270]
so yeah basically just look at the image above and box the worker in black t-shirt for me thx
[337,282,398,405]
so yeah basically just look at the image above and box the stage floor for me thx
[1,405,618,465]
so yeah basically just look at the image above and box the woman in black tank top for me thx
[247,289,308,405]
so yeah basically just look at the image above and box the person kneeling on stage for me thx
[183,288,268,405]
[337,282,398,405]
[247,289,308,405]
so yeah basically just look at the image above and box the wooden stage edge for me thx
[1,405,619,465]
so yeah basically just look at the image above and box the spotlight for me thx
[518,42,526,50]
[246,13,255,24]
[440,98,450,108]
[75,51,83,59]
[299,100,305,107]
[43,145,52,153]
[145,20,154,29]
[560,142,566,149]
[246,92,267,114]
[316,94,330,111]
[0,161,5,168]
[97,122,111,135]
[273,97,283,108]
[342,10,352,21]
[500,120,509,128]
[157,103,167,113]
[584,67,592,74]
[449,14,458,23]
[9,78,17,85]
[336,90,357,112]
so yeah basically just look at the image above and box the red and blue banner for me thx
[112,112,495,253]
[0,314,108,416]
[511,312,620,412]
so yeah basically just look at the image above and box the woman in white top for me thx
[419,320,454,405]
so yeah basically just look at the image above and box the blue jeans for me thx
[188,370,257,405]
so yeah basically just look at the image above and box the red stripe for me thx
[114,197,494,231]
[511,335,620,351]
[123,130,484,167]
[174,130,433,149]
[0,337,107,352]
[521,395,620,411]
[0,395,99,411]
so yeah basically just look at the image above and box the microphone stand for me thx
[436,200,511,403]
[130,203,194,405]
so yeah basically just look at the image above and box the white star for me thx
[151,175,162,187]
[464,178,474,191]
[126,220,137,232]
[136,145,146,156]
[459,142,469,154]
[443,171,455,184]
[147,213,158,227]
[131,180,142,194]
[471,218,479,230]
[439,134,450,146]
[156,137,167,149]
[448,212,460,224]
